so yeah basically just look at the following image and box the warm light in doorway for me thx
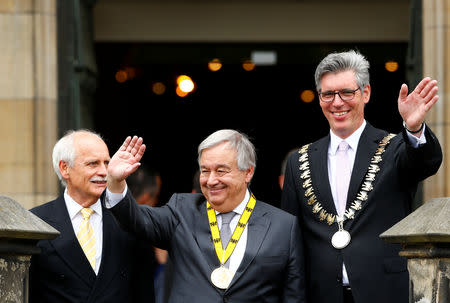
[208,58,222,72]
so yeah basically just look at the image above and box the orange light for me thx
[115,70,128,83]
[124,67,136,79]
[385,61,399,72]
[208,59,222,72]
[300,90,315,103]
[176,75,195,93]
[176,86,189,97]
[152,82,166,95]
[242,60,255,71]
[176,75,192,85]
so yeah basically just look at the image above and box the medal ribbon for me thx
[206,193,256,266]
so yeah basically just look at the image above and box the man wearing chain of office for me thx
[281,50,442,303]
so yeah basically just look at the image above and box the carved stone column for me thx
[0,196,59,302]
[422,0,450,200]
[0,0,58,209]
[381,197,450,303]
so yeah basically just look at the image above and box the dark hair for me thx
[127,166,161,199]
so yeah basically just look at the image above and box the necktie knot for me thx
[338,141,349,152]
[221,212,235,225]
[81,208,94,219]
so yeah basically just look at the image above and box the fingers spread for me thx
[120,136,132,151]
[414,77,431,94]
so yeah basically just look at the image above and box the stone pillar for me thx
[0,195,59,302]
[0,0,59,209]
[380,197,450,303]
[422,0,450,200]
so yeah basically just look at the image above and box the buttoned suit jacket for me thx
[110,191,306,303]
[281,123,442,303]
[29,194,155,303]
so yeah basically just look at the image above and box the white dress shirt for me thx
[327,120,427,285]
[64,190,103,275]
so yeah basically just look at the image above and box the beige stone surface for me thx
[0,0,54,14]
[0,14,33,99]
[34,13,57,99]
[422,0,450,200]
[35,98,58,196]
[0,99,34,165]
[35,0,56,15]
[0,0,32,13]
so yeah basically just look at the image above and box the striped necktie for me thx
[77,208,96,270]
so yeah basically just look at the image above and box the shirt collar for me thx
[329,120,366,155]
[215,189,250,216]
[64,188,103,220]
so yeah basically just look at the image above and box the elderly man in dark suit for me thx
[281,50,442,303]
[29,130,154,303]
[105,129,307,303]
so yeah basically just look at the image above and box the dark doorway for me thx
[94,42,407,206]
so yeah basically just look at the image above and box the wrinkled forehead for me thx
[73,133,110,160]
[200,142,237,166]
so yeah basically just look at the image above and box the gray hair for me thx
[52,129,103,187]
[197,129,256,171]
[314,50,370,92]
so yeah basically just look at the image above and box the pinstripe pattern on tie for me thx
[77,208,96,270]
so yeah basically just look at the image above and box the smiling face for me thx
[199,142,254,213]
[60,133,110,207]
[319,70,371,139]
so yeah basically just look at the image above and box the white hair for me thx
[197,129,256,171]
[52,129,103,187]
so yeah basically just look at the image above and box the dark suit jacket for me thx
[29,194,155,303]
[110,191,306,303]
[281,123,442,303]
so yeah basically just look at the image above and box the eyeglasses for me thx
[318,87,361,102]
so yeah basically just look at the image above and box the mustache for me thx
[90,177,107,182]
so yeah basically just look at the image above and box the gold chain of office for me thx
[298,133,396,225]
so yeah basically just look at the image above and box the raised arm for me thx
[398,77,439,137]
[107,136,146,193]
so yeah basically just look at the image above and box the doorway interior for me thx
[94,42,407,206]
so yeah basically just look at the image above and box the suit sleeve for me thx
[110,190,178,248]
[397,125,442,183]
[283,216,307,303]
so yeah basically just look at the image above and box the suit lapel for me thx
[228,201,270,289]
[47,196,96,286]
[193,200,222,276]
[346,124,385,228]
[309,135,336,213]
[91,203,121,295]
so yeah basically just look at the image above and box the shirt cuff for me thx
[405,125,427,148]
[105,184,128,208]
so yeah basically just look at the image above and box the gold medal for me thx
[210,266,234,289]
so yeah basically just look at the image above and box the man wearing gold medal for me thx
[281,50,442,303]
[105,130,306,302]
